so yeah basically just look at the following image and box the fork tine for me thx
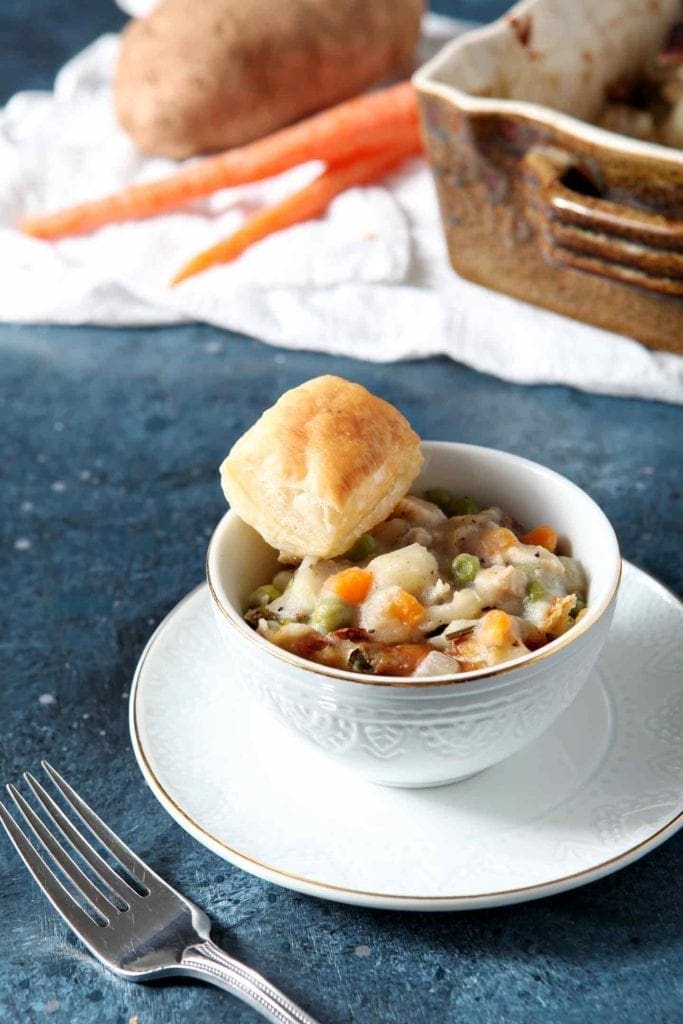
[0,801,103,946]
[24,772,137,906]
[42,762,157,891]
[7,784,118,922]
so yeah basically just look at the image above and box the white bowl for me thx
[206,442,621,788]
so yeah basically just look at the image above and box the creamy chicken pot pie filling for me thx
[244,490,588,678]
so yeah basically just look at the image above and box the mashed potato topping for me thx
[244,490,588,678]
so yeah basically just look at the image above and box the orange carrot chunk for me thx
[170,139,421,285]
[520,525,558,552]
[477,526,518,559]
[21,83,419,240]
[388,591,425,627]
[324,568,373,604]
[478,609,513,647]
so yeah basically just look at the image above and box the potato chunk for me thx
[367,543,438,598]
[273,556,339,616]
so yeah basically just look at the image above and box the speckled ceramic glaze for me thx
[414,0,683,352]
[206,442,621,788]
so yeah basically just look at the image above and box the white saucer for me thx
[130,561,682,911]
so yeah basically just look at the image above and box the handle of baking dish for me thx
[522,145,683,296]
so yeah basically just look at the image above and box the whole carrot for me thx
[170,139,421,286]
[21,83,419,240]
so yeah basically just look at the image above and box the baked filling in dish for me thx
[596,20,683,148]
[244,490,588,678]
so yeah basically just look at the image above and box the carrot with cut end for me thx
[520,525,558,552]
[21,83,419,240]
[170,138,422,285]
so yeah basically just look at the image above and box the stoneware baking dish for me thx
[413,0,683,352]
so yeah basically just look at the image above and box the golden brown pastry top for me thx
[220,375,423,558]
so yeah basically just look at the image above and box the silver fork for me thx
[0,762,322,1024]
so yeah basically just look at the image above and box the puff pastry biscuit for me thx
[220,375,423,559]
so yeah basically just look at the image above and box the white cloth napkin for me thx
[1,12,681,404]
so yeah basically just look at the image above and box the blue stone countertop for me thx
[1,4,681,1024]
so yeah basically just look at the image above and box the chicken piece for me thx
[446,609,529,669]
[507,544,567,589]
[473,564,526,614]
[370,517,409,550]
[437,509,502,560]
[394,495,447,529]
[420,588,482,632]
[405,526,433,547]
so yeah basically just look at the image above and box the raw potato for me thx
[114,0,424,158]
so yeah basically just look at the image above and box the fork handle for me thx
[179,939,323,1024]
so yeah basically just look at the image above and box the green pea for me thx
[246,584,281,609]
[310,597,354,634]
[450,496,481,516]
[345,533,377,562]
[526,580,546,601]
[424,488,455,514]
[451,553,480,585]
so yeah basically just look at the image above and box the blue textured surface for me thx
[1,4,682,1024]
